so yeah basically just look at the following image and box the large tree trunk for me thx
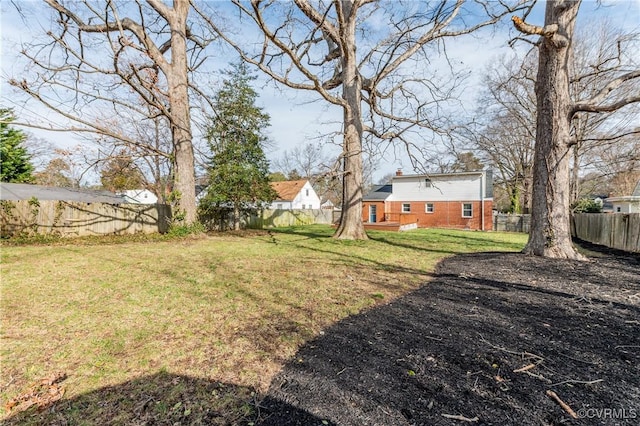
[522,0,584,259]
[233,205,241,231]
[522,173,532,214]
[570,144,580,204]
[334,0,367,240]
[168,0,197,225]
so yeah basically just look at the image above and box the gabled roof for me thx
[363,184,392,201]
[0,182,126,204]
[270,180,308,201]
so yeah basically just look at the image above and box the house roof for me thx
[0,182,126,204]
[270,180,308,201]
[391,170,487,180]
[363,184,392,201]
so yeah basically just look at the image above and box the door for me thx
[369,205,377,223]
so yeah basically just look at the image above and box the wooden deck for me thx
[363,222,418,232]
[364,222,401,231]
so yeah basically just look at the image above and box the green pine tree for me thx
[1,109,34,183]
[199,62,276,230]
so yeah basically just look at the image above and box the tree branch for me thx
[572,70,640,114]
[511,15,568,47]
[44,0,169,72]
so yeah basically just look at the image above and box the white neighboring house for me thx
[606,181,640,213]
[269,180,321,210]
[120,189,158,204]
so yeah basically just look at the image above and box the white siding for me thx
[291,181,321,209]
[269,201,293,210]
[121,189,158,204]
[611,201,640,213]
[388,174,484,202]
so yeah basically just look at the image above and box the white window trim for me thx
[462,203,473,218]
[425,203,434,213]
[402,203,411,213]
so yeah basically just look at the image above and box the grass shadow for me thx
[574,238,640,261]
[2,371,334,426]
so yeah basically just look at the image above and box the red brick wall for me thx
[385,200,493,230]
[362,201,386,223]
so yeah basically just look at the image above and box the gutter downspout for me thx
[481,171,485,231]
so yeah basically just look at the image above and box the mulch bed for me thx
[256,244,640,425]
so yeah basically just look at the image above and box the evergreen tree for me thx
[199,62,276,230]
[1,109,34,183]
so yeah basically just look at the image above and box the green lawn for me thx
[0,226,527,424]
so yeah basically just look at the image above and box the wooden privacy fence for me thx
[493,213,531,233]
[573,213,640,253]
[0,200,171,238]
[248,209,334,229]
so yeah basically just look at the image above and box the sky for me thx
[1,0,639,185]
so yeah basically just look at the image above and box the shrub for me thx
[572,198,602,213]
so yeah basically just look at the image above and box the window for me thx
[302,204,306,209]
[425,203,434,213]
[402,203,411,213]
[462,203,473,218]
[425,178,432,188]
[277,203,283,209]
[306,189,309,196]
[616,207,621,212]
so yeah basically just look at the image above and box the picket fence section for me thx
[0,200,171,238]
[573,213,640,253]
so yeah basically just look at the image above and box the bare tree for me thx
[477,53,536,214]
[92,109,174,203]
[273,142,332,181]
[195,0,531,239]
[469,17,639,215]
[584,132,640,197]
[513,0,640,259]
[32,147,90,188]
[33,157,74,187]
[7,0,214,224]
[568,23,640,202]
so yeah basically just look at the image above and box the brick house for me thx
[362,170,493,231]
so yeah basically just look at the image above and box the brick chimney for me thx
[396,169,403,176]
